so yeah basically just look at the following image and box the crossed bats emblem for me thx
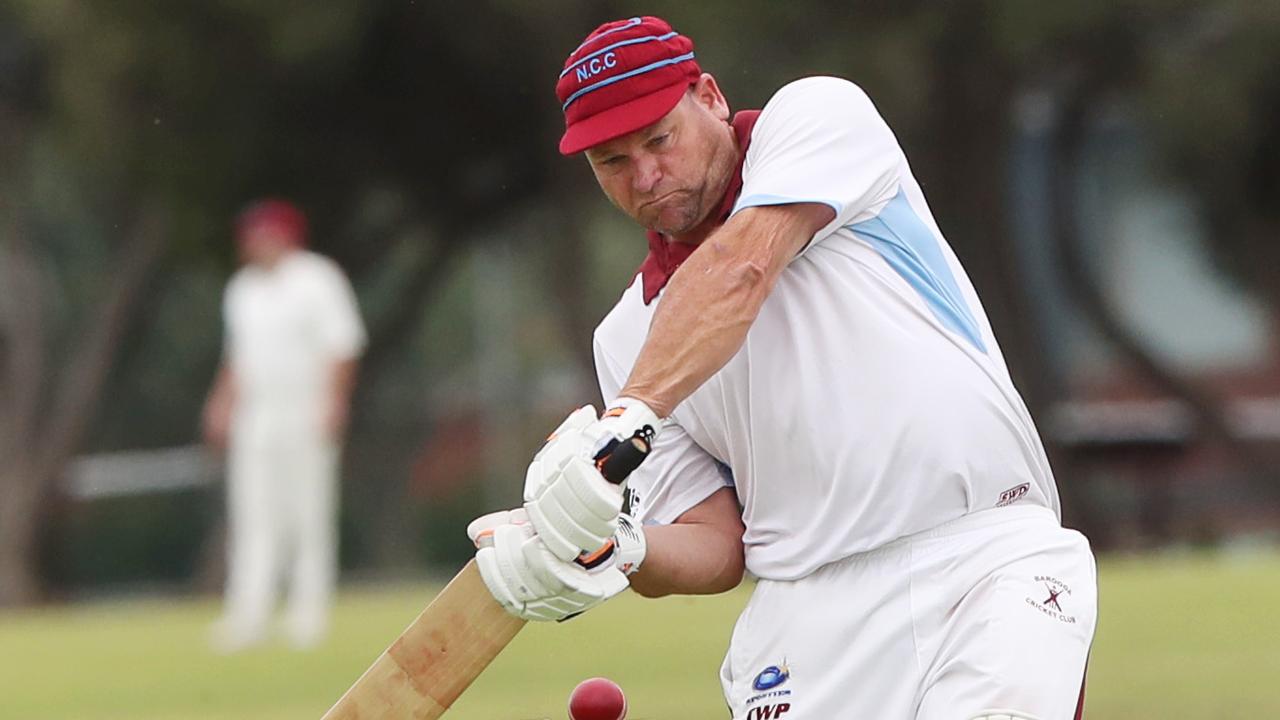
[1043,584,1064,612]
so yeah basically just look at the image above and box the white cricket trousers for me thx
[221,414,339,648]
[720,505,1096,720]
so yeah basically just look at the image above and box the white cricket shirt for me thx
[224,250,367,416]
[593,77,1060,581]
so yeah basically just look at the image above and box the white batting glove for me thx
[523,399,662,563]
[522,405,599,500]
[466,510,643,622]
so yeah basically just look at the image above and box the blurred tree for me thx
[1137,1,1280,314]
[0,1,173,605]
[4,0,1280,602]
[0,0,613,602]
[1018,2,1280,436]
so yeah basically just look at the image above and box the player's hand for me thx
[522,399,662,563]
[467,510,642,622]
[201,397,232,449]
[320,394,353,441]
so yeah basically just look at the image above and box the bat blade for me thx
[321,560,526,719]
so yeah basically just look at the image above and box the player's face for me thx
[585,76,737,237]
[237,227,295,268]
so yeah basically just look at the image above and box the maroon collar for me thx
[637,110,761,304]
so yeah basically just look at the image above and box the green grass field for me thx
[2,552,1278,719]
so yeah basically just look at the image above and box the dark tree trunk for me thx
[543,179,602,394]
[924,3,1055,415]
[0,464,45,605]
[0,204,165,607]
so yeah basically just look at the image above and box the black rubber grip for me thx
[596,436,650,484]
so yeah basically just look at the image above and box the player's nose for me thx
[632,154,662,194]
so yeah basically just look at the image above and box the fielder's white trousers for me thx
[217,415,339,649]
[720,505,1096,720]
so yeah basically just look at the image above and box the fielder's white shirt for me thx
[224,250,367,418]
[594,77,1060,581]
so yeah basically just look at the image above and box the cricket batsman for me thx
[469,16,1097,719]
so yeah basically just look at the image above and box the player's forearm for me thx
[323,358,360,439]
[628,486,746,598]
[619,205,824,417]
[201,363,237,447]
[205,363,236,413]
[329,357,359,408]
[630,520,745,598]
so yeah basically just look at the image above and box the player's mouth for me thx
[640,190,687,211]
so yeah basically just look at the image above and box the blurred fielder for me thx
[203,199,366,652]
[470,16,1097,720]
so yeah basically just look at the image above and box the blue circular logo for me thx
[752,665,789,691]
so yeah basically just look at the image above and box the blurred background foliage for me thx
[2,0,1279,606]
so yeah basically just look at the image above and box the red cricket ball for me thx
[567,677,628,720]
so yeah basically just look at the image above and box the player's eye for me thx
[647,133,670,148]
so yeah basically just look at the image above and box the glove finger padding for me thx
[545,460,620,537]
[559,456,625,520]
[476,524,579,621]
[538,406,597,454]
[476,523,550,611]
[524,406,598,501]
[525,456,623,562]
[495,523,562,602]
[475,545,520,611]
[524,538,630,603]
[525,500,617,564]
[475,521,627,623]
[544,557,630,603]
[466,508,526,547]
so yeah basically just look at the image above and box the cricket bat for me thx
[320,433,651,719]
[320,560,524,719]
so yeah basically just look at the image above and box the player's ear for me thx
[690,73,730,121]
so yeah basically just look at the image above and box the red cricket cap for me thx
[235,199,307,247]
[556,16,701,155]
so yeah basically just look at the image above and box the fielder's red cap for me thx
[556,16,701,155]
[235,199,307,247]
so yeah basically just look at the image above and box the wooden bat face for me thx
[321,560,526,719]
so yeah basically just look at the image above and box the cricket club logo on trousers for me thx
[1025,575,1077,624]
[1043,584,1064,612]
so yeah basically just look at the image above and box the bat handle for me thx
[593,431,653,485]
